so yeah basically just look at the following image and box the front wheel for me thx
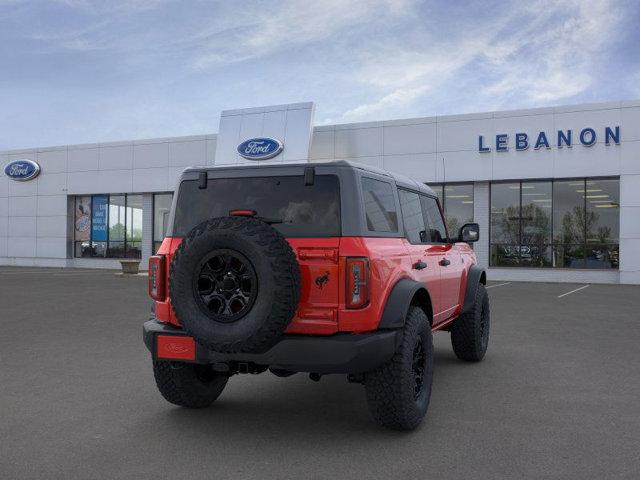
[364,307,433,431]
[153,361,228,408]
[450,283,490,362]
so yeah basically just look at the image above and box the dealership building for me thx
[1,100,639,284]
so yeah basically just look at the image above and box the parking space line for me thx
[0,271,61,275]
[51,272,118,276]
[486,282,511,289]
[557,284,590,298]
[0,270,114,276]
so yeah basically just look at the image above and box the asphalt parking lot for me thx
[1,268,639,479]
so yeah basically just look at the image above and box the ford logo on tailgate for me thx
[4,159,41,181]
[237,137,283,160]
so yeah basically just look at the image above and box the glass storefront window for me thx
[490,182,520,266]
[443,184,474,235]
[491,178,619,269]
[126,195,143,258]
[73,193,144,259]
[553,180,586,267]
[585,178,619,269]
[74,196,92,257]
[108,195,126,258]
[153,193,173,253]
[429,183,474,235]
[520,181,552,267]
[586,179,619,243]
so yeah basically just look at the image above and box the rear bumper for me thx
[143,319,399,374]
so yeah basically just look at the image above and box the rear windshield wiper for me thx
[257,217,283,225]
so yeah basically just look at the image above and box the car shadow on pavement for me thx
[131,346,466,444]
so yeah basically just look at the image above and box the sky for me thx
[1,0,639,150]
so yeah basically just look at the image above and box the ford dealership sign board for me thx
[4,159,41,181]
[237,138,283,160]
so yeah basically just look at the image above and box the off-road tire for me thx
[364,307,433,431]
[153,360,228,408]
[451,283,490,362]
[169,216,301,353]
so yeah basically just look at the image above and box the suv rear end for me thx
[143,161,489,430]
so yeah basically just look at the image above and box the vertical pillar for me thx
[473,182,490,269]
[141,193,154,270]
[619,174,640,284]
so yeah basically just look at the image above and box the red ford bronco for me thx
[144,161,489,430]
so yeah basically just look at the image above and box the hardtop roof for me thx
[182,160,437,197]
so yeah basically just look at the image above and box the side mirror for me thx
[458,223,479,243]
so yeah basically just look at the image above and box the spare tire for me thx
[169,216,301,353]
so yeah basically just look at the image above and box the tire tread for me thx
[451,283,490,362]
[153,360,228,408]
[364,307,433,431]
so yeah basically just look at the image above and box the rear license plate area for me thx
[156,335,196,361]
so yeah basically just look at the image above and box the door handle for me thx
[439,258,451,267]
[413,260,427,270]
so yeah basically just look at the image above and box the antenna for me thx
[442,157,446,184]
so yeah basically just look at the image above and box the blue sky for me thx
[1,0,639,150]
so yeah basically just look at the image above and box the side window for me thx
[399,189,427,244]
[421,195,448,243]
[361,177,398,233]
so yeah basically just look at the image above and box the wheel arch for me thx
[462,265,486,315]
[378,278,434,329]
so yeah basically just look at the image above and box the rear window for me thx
[172,175,341,237]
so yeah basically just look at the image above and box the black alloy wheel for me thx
[193,249,258,322]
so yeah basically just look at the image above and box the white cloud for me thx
[191,0,415,69]
[337,35,494,121]
[340,85,429,121]
[335,0,625,122]
[0,0,634,149]
[481,0,621,105]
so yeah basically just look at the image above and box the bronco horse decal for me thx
[315,271,330,290]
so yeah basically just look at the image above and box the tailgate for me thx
[286,238,341,335]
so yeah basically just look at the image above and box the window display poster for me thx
[91,195,108,242]
[74,196,91,241]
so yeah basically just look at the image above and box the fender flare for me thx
[462,266,487,314]
[378,278,433,329]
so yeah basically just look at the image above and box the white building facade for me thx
[1,100,639,284]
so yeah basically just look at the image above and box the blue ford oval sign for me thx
[237,137,283,160]
[4,159,41,181]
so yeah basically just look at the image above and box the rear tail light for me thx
[148,255,166,301]
[346,257,370,309]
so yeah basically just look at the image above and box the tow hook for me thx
[309,372,322,382]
